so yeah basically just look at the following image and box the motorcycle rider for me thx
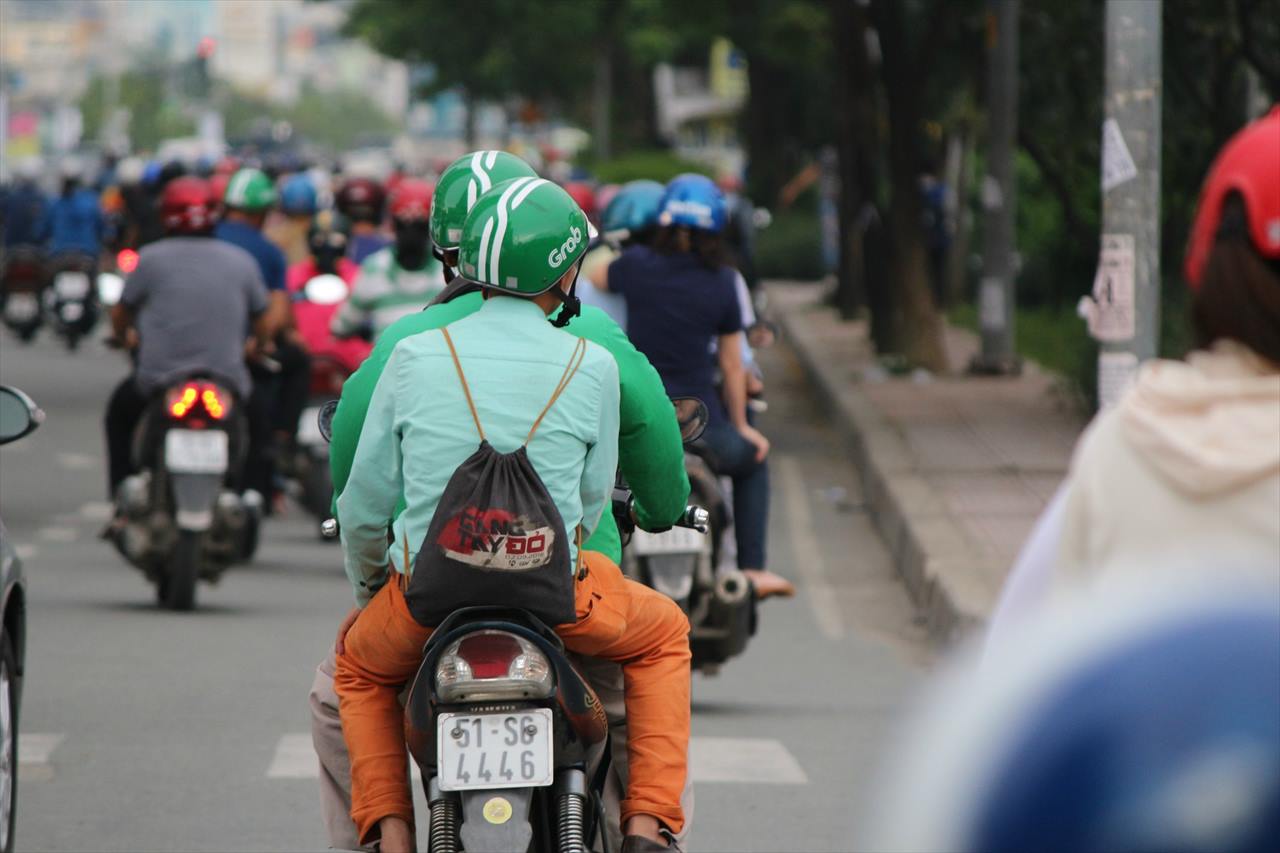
[268,172,320,265]
[285,211,359,291]
[1,159,48,249]
[39,158,105,261]
[329,178,445,341]
[579,179,667,329]
[335,176,390,264]
[312,150,692,850]
[102,176,270,502]
[601,173,793,599]
[216,167,313,505]
[334,178,690,852]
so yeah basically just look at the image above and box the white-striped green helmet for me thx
[458,178,591,297]
[430,151,538,252]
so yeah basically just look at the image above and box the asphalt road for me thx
[1,325,928,852]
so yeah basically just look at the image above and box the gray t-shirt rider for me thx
[122,237,267,399]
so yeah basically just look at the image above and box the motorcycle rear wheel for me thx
[162,531,200,611]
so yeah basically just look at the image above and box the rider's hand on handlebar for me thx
[334,606,361,656]
[739,423,770,463]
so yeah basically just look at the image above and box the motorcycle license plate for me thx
[632,526,708,556]
[54,272,91,300]
[437,709,553,791]
[165,429,229,474]
[4,293,38,322]
[297,405,325,446]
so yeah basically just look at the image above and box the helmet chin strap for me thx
[547,270,582,329]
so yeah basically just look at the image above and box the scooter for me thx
[110,374,262,610]
[45,250,100,350]
[285,273,372,529]
[617,398,756,676]
[0,246,48,342]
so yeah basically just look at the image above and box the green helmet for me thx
[458,177,591,297]
[430,151,537,252]
[223,167,276,211]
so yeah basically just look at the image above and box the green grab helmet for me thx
[223,167,277,211]
[458,177,592,301]
[430,150,538,252]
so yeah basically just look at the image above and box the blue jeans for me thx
[700,420,769,570]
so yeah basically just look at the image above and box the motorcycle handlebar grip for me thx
[679,506,710,533]
[321,518,340,539]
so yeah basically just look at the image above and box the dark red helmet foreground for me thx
[335,177,386,223]
[1185,105,1280,289]
[161,177,215,235]
[388,178,434,222]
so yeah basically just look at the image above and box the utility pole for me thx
[1087,0,1161,407]
[973,0,1020,374]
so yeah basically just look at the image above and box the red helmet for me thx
[388,178,434,222]
[563,181,596,219]
[161,177,215,235]
[335,177,386,223]
[207,173,231,209]
[214,156,240,176]
[1185,105,1280,289]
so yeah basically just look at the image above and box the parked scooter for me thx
[617,398,756,675]
[109,374,262,610]
[44,250,99,350]
[0,246,48,342]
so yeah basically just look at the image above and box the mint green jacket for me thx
[329,290,690,579]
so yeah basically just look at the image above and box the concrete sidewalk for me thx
[768,281,1087,644]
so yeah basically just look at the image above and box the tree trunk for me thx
[869,0,949,372]
[945,126,976,308]
[742,53,792,205]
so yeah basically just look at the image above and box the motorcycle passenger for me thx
[602,173,793,599]
[1,159,48,249]
[39,159,105,261]
[102,177,270,502]
[311,151,692,851]
[215,167,311,506]
[329,178,445,341]
[268,172,320,265]
[334,178,690,852]
[286,211,359,291]
[579,179,666,329]
[335,176,390,264]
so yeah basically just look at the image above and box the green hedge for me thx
[580,149,709,185]
[756,209,826,281]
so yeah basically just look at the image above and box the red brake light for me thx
[166,382,232,420]
[117,249,139,274]
[455,633,524,679]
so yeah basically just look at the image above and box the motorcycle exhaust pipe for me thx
[714,569,751,607]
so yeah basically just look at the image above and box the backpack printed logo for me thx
[437,506,557,572]
[547,225,583,269]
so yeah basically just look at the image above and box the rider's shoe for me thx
[743,568,796,600]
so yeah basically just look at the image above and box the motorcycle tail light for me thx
[166,382,232,420]
[117,249,139,274]
[435,630,554,703]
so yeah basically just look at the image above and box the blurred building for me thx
[653,37,748,174]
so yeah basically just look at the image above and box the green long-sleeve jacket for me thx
[328,291,690,564]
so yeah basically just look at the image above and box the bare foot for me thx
[743,568,796,600]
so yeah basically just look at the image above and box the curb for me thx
[771,289,989,646]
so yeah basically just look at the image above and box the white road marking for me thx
[36,526,78,543]
[19,733,64,780]
[776,456,845,640]
[77,501,114,521]
[56,452,96,471]
[690,736,809,784]
[13,544,37,560]
[266,734,806,784]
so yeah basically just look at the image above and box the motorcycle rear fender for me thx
[169,472,222,531]
[459,787,534,852]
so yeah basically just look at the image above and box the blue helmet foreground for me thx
[601,180,665,235]
[657,173,726,233]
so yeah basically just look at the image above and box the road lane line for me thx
[690,736,809,784]
[77,501,114,521]
[776,455,845,640]
[19,733,64,781]
[13,544,37,560]
[267,734,806,784]
[36,526,78,543]
[56,452,96,471]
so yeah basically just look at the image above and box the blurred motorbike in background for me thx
[44,250,99,351]
[0,247,49,343]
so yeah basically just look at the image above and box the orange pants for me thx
[334,551,691,845]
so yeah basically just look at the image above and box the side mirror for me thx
[0,385,43,445]
[671,397,709,444]
[97,272,126,306]
[317,399,338,444]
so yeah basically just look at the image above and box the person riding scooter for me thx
[310,151,694,851]
[102,177,270,507]
[329,178,445,341]
[335,176,389,264]
[333,177,691,852]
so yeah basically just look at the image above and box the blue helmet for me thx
[280,173,319,215]
[657,173,726,233]
[601,180,665,235]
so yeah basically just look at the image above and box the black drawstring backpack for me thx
[404,327,586,628]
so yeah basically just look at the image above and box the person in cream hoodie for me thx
[989,106,1280,639]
